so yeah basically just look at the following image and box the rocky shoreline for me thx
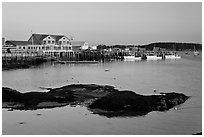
[3,84,189,117]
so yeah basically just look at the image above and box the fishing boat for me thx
[124,55,141,61]
[146,52,162,60]
[165,52,181,59]
[165,44,181,59]
[146,55,162,60]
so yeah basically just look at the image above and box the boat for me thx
[146,52,162,60]
[146,55,162,60]
[165,44,181,59]
[124,55,141,61]
[194,46,199,56]
[165,52,181,59]
[194,51,199,56]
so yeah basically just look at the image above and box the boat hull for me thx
[124,56,141,61]
[165,55,181,59]
[146,56,162,60]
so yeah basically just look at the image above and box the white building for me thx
[71,41,97,51]
[5,34,74,57]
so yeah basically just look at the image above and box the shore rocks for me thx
[88,90,189,117]
[2,84,189,117]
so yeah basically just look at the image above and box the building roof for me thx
[28,34,70,45]
[5,40,31,46]
[71,41,86,47]
[72,46,82,52]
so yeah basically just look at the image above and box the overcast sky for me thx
[2,2,202,45]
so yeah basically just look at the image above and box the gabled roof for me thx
[28,34,70,45]
[71,41,86,47]
[5,40,31,46]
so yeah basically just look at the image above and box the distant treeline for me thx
[97,42,202,51]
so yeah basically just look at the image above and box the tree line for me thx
[97,42,202,51]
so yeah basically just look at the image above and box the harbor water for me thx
[2,52,202,135]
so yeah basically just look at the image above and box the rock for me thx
[193,132,202,135]
[88,91,189,117]
[19,122,26,125]
[2,84,189,117]
[2,84,115,110]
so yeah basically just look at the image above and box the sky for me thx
[2,2,202,45]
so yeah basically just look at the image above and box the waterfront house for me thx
[28,34,73,57]
[4,33,74,58]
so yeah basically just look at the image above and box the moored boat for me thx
[124,55,141,61]
[165,52,181,59]
[146,52,162,60]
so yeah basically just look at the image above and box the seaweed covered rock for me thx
[2,84,115,110]
[2,84,190,117]
[88,91,189,117]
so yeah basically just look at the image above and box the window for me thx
[52,41,54,44]
[63,41,66,44]
[67,41,69,44]
[48,36,50,39]
[28,47,30,49]
[42,46,45,50]
[48,41,50,44]
[69,46,71,50]
[63,37,65,39]
[23,47,25,49]
[19,46,21,49]
[59,41,62,45]
[44,41,46,44]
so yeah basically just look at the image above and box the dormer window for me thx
[48,36,50,39]
[63,37,65,39]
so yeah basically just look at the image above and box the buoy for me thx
[153,89,157,93]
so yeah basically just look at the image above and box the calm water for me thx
[2,53,202,135]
